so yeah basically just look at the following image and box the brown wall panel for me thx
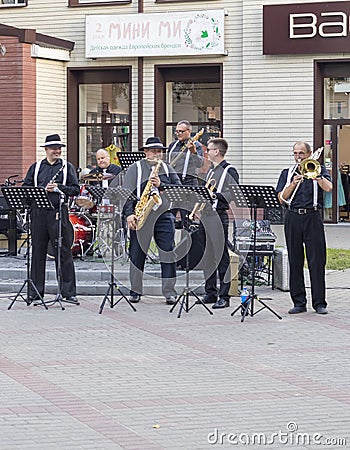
[0,37,36,182]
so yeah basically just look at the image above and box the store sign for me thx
[85,10,225,58]
[263,2,350,54]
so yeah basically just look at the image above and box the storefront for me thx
[264,1,350,223]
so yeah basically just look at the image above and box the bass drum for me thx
[69,212,94,257]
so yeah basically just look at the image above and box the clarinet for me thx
[48,164,66,196]
[50,164,65,185]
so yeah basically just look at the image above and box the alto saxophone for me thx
[134,159,163,230]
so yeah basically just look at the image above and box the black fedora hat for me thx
[40,134,66,148]
[139,137,167,150]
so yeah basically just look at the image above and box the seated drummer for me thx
[89,149,121,187]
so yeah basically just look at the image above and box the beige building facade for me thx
[1,0,350,223]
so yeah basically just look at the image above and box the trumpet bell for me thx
[300,158,321,179]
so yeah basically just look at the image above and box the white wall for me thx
[36,58,67,159]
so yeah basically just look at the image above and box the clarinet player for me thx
[22,134,80,304]
[122,137,181,305]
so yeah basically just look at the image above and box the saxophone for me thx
[134,159,163,230]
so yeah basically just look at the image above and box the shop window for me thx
[0,0,26,6]
[69,0,130,6]
[324,77,350,119]
[156,0,216,3]
[79,83,130,170]
[165,81,221,147]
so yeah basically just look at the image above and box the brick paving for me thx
[0,265,349,449]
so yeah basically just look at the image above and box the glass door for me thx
[323,125,350,223]
[323,125,336,222]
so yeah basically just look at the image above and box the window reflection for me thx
[324,77,350,119]
[165,81,221,146]
[79,83,129,169]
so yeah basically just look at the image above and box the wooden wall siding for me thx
[36,59,67,161]
[0,36,36,182]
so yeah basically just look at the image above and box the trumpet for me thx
[188,178,216,220]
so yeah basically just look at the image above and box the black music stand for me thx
[117,152,145,170]
[229,185,282,322]
[86,185,107,206]
[99,187,137,314]
[1,186,53,310]
[163,185,214,318]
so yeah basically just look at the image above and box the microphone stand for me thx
[44,190,79,310]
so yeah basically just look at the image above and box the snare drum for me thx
[69,212,94,257]
[74,184,95,210]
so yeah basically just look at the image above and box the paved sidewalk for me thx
[0,267,349,449]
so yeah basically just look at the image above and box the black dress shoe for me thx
[202,295,217,304]
[165,296,176,305]
[315,306,328,315]
[288,306,307,314]
[212,298,229,309]
[65,296,79,304]
[129,295,141,303]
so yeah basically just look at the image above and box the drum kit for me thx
[68,171,122,258]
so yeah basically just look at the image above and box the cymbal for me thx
[81,172,116,182]
[101,173,115,180]
[80,172,103,182]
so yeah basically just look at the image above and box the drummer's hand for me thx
[46,182,58,192]
[127,214,138,230]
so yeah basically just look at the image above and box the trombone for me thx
[282,147,323,206]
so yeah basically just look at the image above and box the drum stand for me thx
[99,187,136,314]
[163,185,213,318]
[1,187,52,310]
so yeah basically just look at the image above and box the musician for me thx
[199,138,239,309]
[123,137,181,305]
[276,141,332,315]
[89,149,121,187]
[22,134,80,303]
[168,120,204,227]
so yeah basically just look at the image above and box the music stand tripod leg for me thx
[99,204,136,314]
[169,292,188,318]
[8,214,47,310]
[255,297,282,320]
[99,281,137,314]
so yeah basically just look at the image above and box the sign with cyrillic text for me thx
[85,10,225,58]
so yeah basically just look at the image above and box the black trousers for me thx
[284,210,327,309]
[128,213,177,298]
[30,206,76,298]
[200,211,231,300]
